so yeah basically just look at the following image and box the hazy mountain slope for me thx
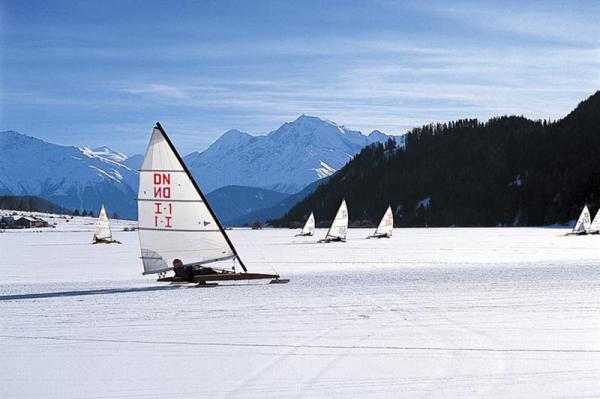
[205,185,289,225]
[229,177,330,226]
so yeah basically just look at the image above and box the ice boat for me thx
[589,208,600,235]
[92,204,120,244]
[296,212,315,236]
[368,205,393,238]
[137,123,288,286]
[569,205,591,235]
[318,199,348,243]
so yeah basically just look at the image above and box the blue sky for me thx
[1,0,599,154]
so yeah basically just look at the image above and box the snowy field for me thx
[1,217,600,398]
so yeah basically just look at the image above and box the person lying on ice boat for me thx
[172,259,216,282]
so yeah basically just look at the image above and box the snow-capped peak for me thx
[185,115,396,194]
[313,161,337,179]
[1,130,138,219]
[86,146,128,163]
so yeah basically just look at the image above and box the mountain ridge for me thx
[275,91,600,227]
[0,131,138,219]
[1,115,394,221]
[184,115,397,193]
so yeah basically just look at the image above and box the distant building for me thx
[0,216,16,228]
[14,216,48,228]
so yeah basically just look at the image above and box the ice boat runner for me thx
[368,205,393,238]
[296,212,315,236]
[137,123,287,286]
[318,199,348,243]
[92,204,120,244]
[569,205,591,235]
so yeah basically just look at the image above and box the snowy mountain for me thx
[0,117,398,221]
[0,131,138,219]
[184,115,397,194]
[82,146,128,163]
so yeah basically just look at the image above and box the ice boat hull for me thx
[92,238,121,244]
[194,272,283,283]
[157,272,287,285]
[367,233,391,239]
[317,237,346,243]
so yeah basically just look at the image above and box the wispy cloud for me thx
[110,41,600,142]
[2,1,599,154]
[118,84,188,99]
[420,1,600,46]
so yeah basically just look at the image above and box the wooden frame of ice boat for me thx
[157,267,289,286]
[92,237,122,244]
[137,123,289,287]
[366,232,391,239]
[317,236,346,243]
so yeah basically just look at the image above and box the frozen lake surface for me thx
[1,222,600,398]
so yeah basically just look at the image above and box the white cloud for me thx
[118,84,188,99]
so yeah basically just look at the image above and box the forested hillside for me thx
[275,91,600,227]
[0,196,71,214]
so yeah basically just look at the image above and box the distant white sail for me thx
[572,205,591,234]
[137,124,240,275]
[373,205,393,237]
[300,212,315,236]
[325,199,348,241]
[590,208,600,233]
[93,204,112,241]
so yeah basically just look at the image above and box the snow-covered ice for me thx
[1,221,600,398]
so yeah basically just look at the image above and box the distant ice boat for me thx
[296,212,315,236]
[318,199,348,243]
[569,205,591,235]
[590,208,600,235]
[137,123,287,286]
[92,204,120,244]
[368,205,393,238]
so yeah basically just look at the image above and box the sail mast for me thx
[152,122,247,272]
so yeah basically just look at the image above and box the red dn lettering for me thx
[152,173,173,228]
[153,173,171,199]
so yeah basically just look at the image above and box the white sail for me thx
[591,209,600,233]
[137,124,238,275]
[572,205,591,234]
[373,205,393,237]
[94,204,112,241]
[325,199,348,240]
[300,212,315,236]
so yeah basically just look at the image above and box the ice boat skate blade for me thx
[195,282,218,288]
[158,276,182,282]
[270,278,290,284]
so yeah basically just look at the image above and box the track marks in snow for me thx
[218,318,360,399]
[2,334,600,354]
